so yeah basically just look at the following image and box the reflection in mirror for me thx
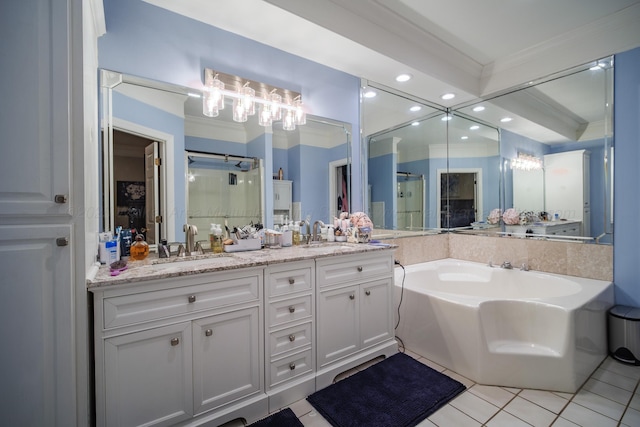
[442,114,500,230]
[186,152,263,235]
[364,83,447,236]
[100,69,352,247]
[454,57,614,243]
[272,116,352,225]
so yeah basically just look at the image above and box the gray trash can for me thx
[608,305,640,365]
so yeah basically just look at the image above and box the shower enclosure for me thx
[396,172,425,230]
[186,152,264,234]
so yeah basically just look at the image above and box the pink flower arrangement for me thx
[487,208,502,224]
[502,208,520,225]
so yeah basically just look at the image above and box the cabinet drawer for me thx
[316,253,393,288]
[103,274,260,329]
[267,264,312,297]
[269,349,313,387]
[268,295,312,327]
[269,321,313,358]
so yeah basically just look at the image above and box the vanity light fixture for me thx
[202,68,305,130]
[396,73,412,82]
[511,153,543,171]
[472,105,485,112]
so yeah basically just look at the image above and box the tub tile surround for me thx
[393,233,612,282]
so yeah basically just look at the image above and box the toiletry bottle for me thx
[327,225,335,242]
[278,167,283,180]
[292,221,300,246]
[129,234,150,260]
[212,224,223,253]
[158,239,170,258]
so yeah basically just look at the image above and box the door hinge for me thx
[154,158,161,166]
[155,215,163,223]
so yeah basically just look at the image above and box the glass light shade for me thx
[233,98,248,123]
[242,84,256,116]
[294,98,306,125]
[259,104,272,126]
[283,109,296,131]
[202,92,219,117]
[270,92,282,120]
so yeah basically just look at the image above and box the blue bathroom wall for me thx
[99,0,361,236]
[613,47,640,306]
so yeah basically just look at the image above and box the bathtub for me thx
[394,259,614,393]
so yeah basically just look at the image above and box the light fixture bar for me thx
[511,152,543,171]
[203,68,305,129]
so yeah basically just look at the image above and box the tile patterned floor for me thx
[226,349,640,427]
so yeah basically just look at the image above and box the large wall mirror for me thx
[364,57,613,245]
[454,57,614,244]
[100,69,352,246]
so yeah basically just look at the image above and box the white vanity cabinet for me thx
[315,251,396,389]
[92,267,267,427]
[264,260,316,410]
[273,180,292,218]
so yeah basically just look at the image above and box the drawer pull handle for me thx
[205,329,213,337]
[289,334,296,342]
[349,294,355,300]
[288,278,295,285]
[170,338,180,346]
[288,306,296,313]
[289,362,296,370]
[188,295,196,303]
[357,266,363,272]
[365,290,371,296]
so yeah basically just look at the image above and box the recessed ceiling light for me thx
[469,125,480,130]
[461,136,469,140]
[396,73,412,82]
[472,105,485,112]
[441,93,456,100]
[500,117,513,123]
[441,115,452,121]
[409,105,422,112]
[188,92,201,98]
[363,90,377,98]
[411,121,420,126]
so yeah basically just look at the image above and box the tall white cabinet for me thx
[544,150,590,236]
[273,180,292,221]
[0,0,94,425]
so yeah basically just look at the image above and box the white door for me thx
[145,142,160,244]
[0,225,73,426]
[192,307,261,414]
[317,285,359,367]
[103,323,193,427]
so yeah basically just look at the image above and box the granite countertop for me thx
[87,242,395,289]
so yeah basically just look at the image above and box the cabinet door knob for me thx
[365,290,371,296]
[56,237,69,247]
[54,194,68,204]
[188,295,196,303]
[349,294,355,300]
[288,306,296,313]
[289,362,296,370]
[357,266,363,272]
[288,278,295,285]
[289,334,296,342]
[205,329,213,337]
[170,338,180,346]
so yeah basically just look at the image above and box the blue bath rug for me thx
[248,408,303,427]
[307,352,466,427]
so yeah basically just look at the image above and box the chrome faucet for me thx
[183,224,198,255]
[312,220,325,243]
[301,218,311,244]
[501,261,513,269]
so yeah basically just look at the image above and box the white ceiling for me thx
[143,0,640,105]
